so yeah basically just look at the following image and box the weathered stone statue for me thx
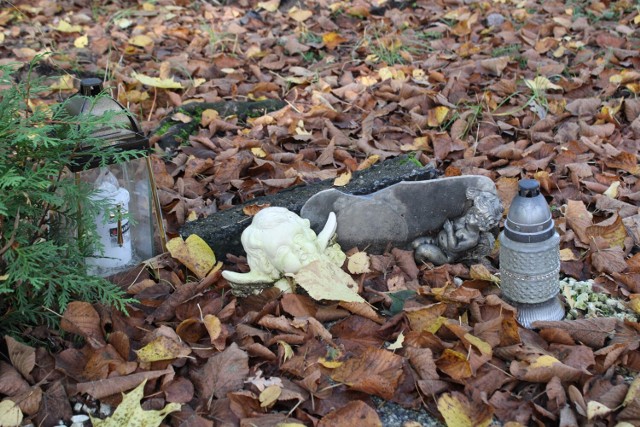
[301,175,501,257]
[411,187,503,265]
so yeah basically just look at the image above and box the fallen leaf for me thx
[128,34,154,48]
[50,75,75,90]
[73,35,88,48]
[257,0,280,12]
[387,331,405,350]
[166,234,216,279]
[437,392,493,427]
[0,400,22,427]
[90,380,180,427]
[196,343,249,399]
[4,336,35,379]
[288,7,312,22]
[135,335,191,362]
[333,170,352,186]
[259,385,281,408]
[329,347,403,400]
[293,260,365,303]
[323,32,348,50]
[317,400,382,427]
[60,302,106,349]
[347,251,371,274]
[52,20,82,33]
[132,72,183,89]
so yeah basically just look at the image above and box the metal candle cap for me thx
[503,179,555,243]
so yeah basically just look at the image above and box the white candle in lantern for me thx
[87,169,133,272]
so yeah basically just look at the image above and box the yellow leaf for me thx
[333,170,352,187]
[469,264,500,284]
[357,155,380,171]
[634,14,640,25]
[73,35,88,48]
[628,295,640,314]
[132,71,183,89]
[52,20,82,33]
[463,333,492,356]
[604,181,620,199]
[50,75,75,90]
[357,75,378,86]
[91,380,180,427]
[293,260,366,303]
[135,335,191,362]
[322,32,348,50]
[587,401,612,420]
[347,251,371,274]
[193,78,206,88]
[437,393,492,427]
[115,18,133,29]
[427,106,450,127]
[251,147,267,158]
[387,331,405,350]
[318,357,343,368]
[0,33,4,44]
[259,385,281,408]
[258,0,280,12]
[203,314,222,343]
[530,354,560,368]
[0,400,23,427]
[278,341,294,362]
[200,109,219,127]
[128,34,154,48]
[559,248,577,261]
[525,76,562,92]
[142,2,156,11]
[171,112,192,123]
[288,7,313,22]
[166,234,216,279]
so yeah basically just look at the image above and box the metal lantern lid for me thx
[65,78,148,171]
[503,179,555,243]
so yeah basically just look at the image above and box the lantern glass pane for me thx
[77,157,154,276]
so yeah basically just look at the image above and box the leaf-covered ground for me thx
[2,0,640,426]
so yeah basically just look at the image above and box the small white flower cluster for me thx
[561,277,638,322]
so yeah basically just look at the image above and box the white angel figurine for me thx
[222,207,344,296]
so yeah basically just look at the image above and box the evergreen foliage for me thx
[0,61,139,336]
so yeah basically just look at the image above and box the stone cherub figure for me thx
[412,187,503,265]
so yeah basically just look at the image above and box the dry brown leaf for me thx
[60,302,106,349]
[76,368,174,400]
[533,318,617,348]
[317,400,382,427]
[565,200,593,245]
[196,343,249,400]
[4,336,35,379]
[329,347,403,400]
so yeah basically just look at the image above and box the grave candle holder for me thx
[65,78,166,276]
[499,179,564,328]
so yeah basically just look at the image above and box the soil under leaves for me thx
[1,0,640,426]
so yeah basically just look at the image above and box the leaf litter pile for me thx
[2,0,640,426]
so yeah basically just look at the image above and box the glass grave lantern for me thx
[66,78,166,276]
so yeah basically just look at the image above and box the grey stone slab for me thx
[179,156,438,259]
[300,175,497,253]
